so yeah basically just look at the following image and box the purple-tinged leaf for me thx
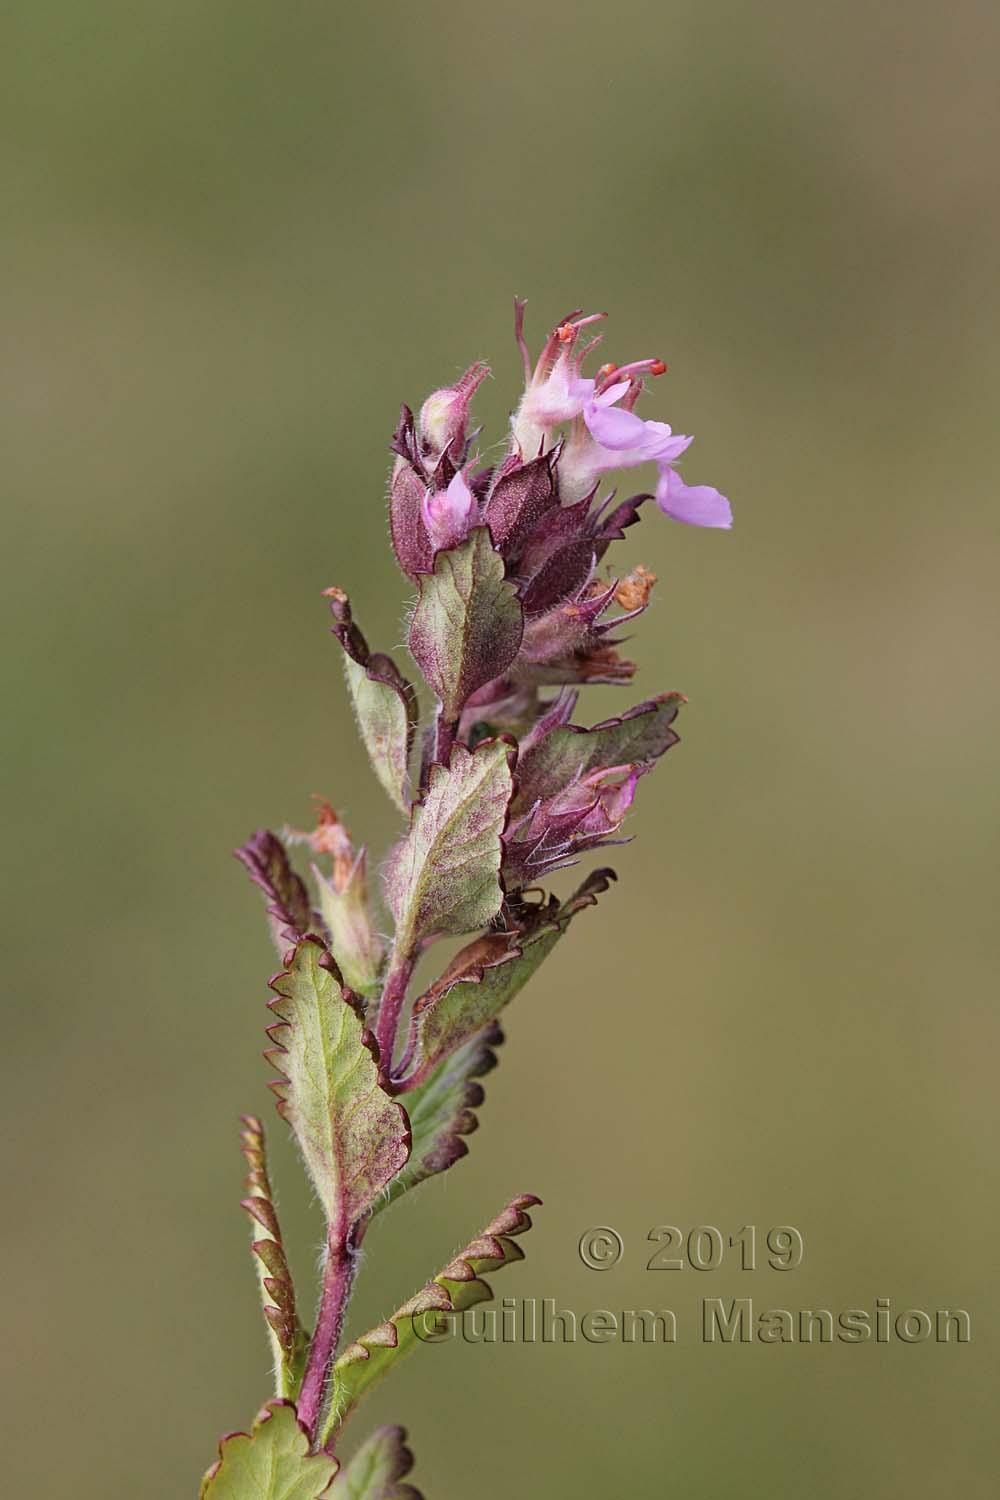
[330,1426,422,1500]
[379,1022,503,1207]
[408,527,523,723]
[384,739,514,952]
[508,578,642,686]
[403,870,616,1077]
[517,687,579,753]
[324,1196,541,1435]
[201,1400,338,1499]
[511,693,683,816]
[266,938,410,1229]
[503,769,641,885]
[592,490,652,557]
[327,589,418,813]
[515,490,595,580]
[236,830,321,955]
[482,451,558,555]
[515,642,637,686]
[519,538,597,615]
[515,586,615,670]
[240,1115,308,1398]
[389,403,421,468]
[389,458,433,578]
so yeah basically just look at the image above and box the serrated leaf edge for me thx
[325,1194,540,1435]
[239,1114,308,1396]
[200,1399,339,1498]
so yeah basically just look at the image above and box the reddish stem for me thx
[434,711,458,767]
[297,1224,358,1441]
[375,946,416,1076]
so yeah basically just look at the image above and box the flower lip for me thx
[655,468,732,529]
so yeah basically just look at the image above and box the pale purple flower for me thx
[510,305,606,457]
[421,470,476,553]
[513,305,733,530]
[655,467,733,529]
[562,376,732,529]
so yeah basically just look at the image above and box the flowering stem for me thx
[297,1222,358,1441]
[375,945,416,1075]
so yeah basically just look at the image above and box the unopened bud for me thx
[418,362,489,460]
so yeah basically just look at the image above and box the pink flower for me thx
[563,376,732,530]
[512,305,732,530]
[421,470,476,553]
[655,468,733,529]
[510,305,606,457]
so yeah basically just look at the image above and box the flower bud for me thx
[421,471,476,554]
[308,804,383,996]
[418,362,489,462]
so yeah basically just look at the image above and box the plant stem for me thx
[375,945,416,1075]
[434,709,458,767]
[297,1224,358,1441]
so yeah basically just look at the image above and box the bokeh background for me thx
[4,2,999,1495]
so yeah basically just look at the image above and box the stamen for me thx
[597,357,667,392]
[611,355,665,381]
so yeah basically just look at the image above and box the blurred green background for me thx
[4,1,999,1495]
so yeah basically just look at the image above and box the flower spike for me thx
[210,298,731,1485]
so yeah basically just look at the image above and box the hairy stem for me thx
[297,1224,358,1441]
[375,946,416,1075]
[433,708,458,767]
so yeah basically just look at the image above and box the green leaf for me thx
[405,869,616,1077]
[408,527,523,721]
[329,1427,422,1500]
[314,847,383,998]
[266,939,411,1227]
[328,588,418,813]
[377,1023,503,1210]
[201,1401,338,1499]
[323,1196,540,1438]
[384,740,513,952]
[240,1116,309,1398]
[511,693,683,817]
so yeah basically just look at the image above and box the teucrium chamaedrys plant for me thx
[202,302,731,1496]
